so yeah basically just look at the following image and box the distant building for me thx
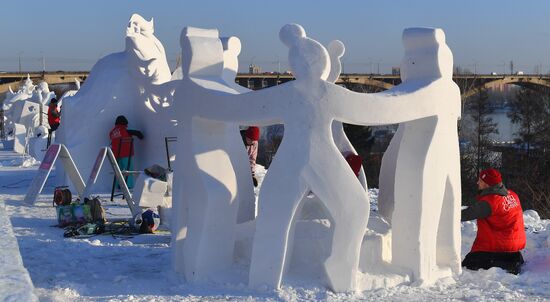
[391,67,400,75]
[249,64,261,74]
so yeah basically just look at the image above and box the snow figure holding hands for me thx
[378,28,462,283]
[171,27,260,284]
[175,24,458,292]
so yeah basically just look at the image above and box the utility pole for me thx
[18,51,23,73]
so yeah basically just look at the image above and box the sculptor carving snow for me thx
[172,23,461,292]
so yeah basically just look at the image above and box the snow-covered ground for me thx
[1,150,550,301]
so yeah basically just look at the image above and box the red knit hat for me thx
[246,126,260,141]
[479,168,502,186]
[345,154,362,177]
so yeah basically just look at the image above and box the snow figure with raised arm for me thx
[174,23,456,292]
[377,28,462,284]
[170,27,259,284]
[57,14,175,190]
[299,39,368,219]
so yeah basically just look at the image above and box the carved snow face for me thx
[279,24,330,81]
[125,13,171,84]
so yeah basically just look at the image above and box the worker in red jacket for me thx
[109,115,143,188]
[461,168,526,274]
[245,126,260,187]
[47,98,61,147]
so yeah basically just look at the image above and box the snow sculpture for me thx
[2,76,52,155]
[58,79,81,102]
[58,14,176,190]
[35,81,56,105]
[378,28,462,282]
[220,36,257,222]
[170,27,258,284]
[172,23,460,292]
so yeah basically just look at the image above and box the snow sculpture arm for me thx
[179,26,284,125]
[331,27,459,125]
[182,81,285,126]
[330,79,455,125]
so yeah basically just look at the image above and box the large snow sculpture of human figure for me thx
[170,27,261,283]
[58,14,175,190]
[174,23,457,292]
[377,28,462,283]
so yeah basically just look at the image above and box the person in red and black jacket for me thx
[461,168,526,274]
[109,115,143,188]
[47,98,61,147]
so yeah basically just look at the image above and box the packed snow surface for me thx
[1,151,550,301]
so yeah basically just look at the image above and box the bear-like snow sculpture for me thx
[172,23,460,292]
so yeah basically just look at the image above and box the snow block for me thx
[13,123,26,154]
[0,201,38,302]
[134,173,168,209]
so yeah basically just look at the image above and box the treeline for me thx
[460,86,550,217]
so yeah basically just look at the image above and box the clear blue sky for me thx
[1,0,549,74]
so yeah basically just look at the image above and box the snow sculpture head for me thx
[221,36,241,83]
[125,14,171,84]
[400,28,453,82]
[326,40,345,83]
[279,24,330,81]
[180,27,224,78]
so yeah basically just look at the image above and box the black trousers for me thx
[462,251,524,274]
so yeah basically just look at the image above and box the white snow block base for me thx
[13,123,26,154]
[0,201,38,302]
[134,173,169,209]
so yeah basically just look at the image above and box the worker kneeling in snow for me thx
[461,168,526,274]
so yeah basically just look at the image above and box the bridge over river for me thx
[2,72,550,99]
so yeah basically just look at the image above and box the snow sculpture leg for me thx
[390,28,462,283]
[177,119,241,281]
[306,151,369,292]
[377,126,404,222]
[249,160,308,289]
[435,132,462,274]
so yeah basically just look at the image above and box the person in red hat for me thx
[245,126,260,186]
[461,168,526,274]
